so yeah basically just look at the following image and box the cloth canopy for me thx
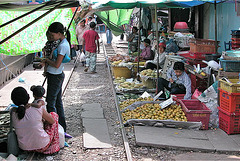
[95,9,133,36]
[91,0,232,9]
[0,1,79,11]
[0,8,78,56]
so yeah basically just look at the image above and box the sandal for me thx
[84,67,88,72]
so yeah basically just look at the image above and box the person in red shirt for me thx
[82,22,100,74]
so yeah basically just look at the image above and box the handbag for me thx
[52,49,71,63]
[7,108,19,156]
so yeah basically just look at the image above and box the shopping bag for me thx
[80,52,86,62]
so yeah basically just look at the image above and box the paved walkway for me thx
[135,126,240,153]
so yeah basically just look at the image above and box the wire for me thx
[0,55,17,78]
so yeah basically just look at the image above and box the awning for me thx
[0,0,79,11]
[95,9,133,36]
[91,0,230,9]
[0,8,78,56]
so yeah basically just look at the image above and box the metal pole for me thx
[214,0,218,54]
[0,1,67,45]
[137,4,142,74]
[0,3,50,28]
[67,6,79,30]
[155,4,159,87]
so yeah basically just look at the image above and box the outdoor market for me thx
[1,0,240,160]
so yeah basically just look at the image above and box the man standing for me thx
[76,19,89,52]
[82,22,100,74]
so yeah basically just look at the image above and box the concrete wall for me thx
[203,3,240,53]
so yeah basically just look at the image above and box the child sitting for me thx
[30,85,46,110]
[156,61,191,100]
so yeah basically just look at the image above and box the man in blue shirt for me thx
[157,61,192,100]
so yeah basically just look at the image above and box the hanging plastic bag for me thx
[80,52,86,62]
[58,124,65,148]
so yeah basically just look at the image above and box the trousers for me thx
[46,72,67,132]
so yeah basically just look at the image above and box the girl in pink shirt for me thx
[11,87,60,154]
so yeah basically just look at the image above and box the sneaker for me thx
[64,132,72,138]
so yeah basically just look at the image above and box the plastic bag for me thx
[58,124,65,148]
[80,52,86,62]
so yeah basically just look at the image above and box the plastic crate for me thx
[219,79,240,93]
[179,99,212,130]
[177,51,191,59]
[189,52,206,59]
[220,58,240,72]
[218,107,240,134]
[231,30,240,36]
[218,88,240,113]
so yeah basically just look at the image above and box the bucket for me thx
[111,66,131,78]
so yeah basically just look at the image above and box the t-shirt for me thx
[83,29,100,53]
[47,38,70,74]
[12,106,50,150]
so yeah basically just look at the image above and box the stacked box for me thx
[218,78,240,134]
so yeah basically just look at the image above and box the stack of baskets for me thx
[231,30,240,49]
[218,78,240,134]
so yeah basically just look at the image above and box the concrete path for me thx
[82,103,112,149]
[0,61,75,108]
[173,152,240,161]
[135,126,240,153]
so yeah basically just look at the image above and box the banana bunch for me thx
[111,60,122,66]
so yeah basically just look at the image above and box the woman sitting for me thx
[145,42,167,70]
[156,62,191,100]
[140,39,154,61]
[11,86,60,154]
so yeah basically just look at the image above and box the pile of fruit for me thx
[140,69,158,78]
[111,60,123,66]
[121,103,187,122]
[108,54,131,62]
[119,97,154,110]
[118,81,144,90]
[113,77,126,84]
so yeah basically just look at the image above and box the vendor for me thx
[145,42,167,70]
[127,26,138,53]
[156,61,191,100]
[140,39,154,60]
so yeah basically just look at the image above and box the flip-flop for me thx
[90,71,97,74]
[64,132,72,138]
[84,68,88,72]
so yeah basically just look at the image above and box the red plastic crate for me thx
[218,107,240,134]
[179,99,212,130]
[189,52,215,59]
[218,88,240,113]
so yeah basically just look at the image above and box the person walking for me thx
[82,22,100,74]
[41,22,71,138]
[76,19,89,53]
